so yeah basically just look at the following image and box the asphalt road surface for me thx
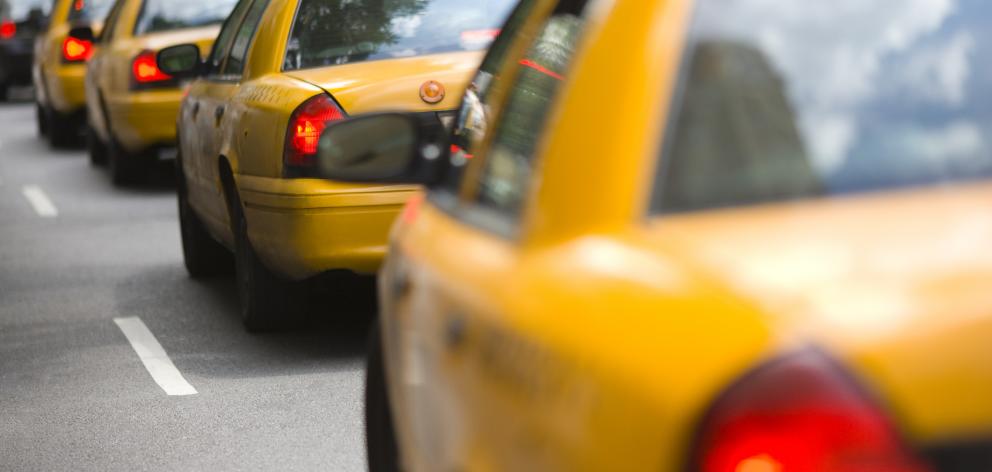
[0,95,371,471]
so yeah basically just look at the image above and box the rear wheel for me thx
[86,124,108,167]
[178,161,231,277]
[108,137,144,185]
[230,186,298,332]
[0,83,9,102]
[46,107,78,148]
[366,320,401,472]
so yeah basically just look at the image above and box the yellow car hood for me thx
[138,25,220,54]
[284,51,484,114]
[654,181,992,443]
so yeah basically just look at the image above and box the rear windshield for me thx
[134,0,238,35]
[68,0,115,22]
[652,0,992,214]
[1,0,50,22]
[284,0,516,71]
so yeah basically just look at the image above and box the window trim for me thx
[423,0,550,239]
[98,0,127,44]
[203,0,255,83]
[219,0,270,79]
[427,0,589,241]
[278,0,304,73]
[645,3,698,217]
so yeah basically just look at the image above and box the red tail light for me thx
[131,51,174,89]
[62,36,94,62]
[284,94,345,177]
[0,21,15,39]
[693,352,930,472]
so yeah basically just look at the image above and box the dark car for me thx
[0,0,51,100]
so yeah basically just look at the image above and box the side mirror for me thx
[67,25,95,43]
[315,113,449,185]
[157,44,203,79]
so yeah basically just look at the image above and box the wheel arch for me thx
[218,155,240,235]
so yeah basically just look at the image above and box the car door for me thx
[382,0,592,467]
[182,0,254,228]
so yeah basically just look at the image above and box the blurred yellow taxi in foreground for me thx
[158,0,516,331]
[313,0,992,470]
[80,0,237,183]
[33,0,113,147]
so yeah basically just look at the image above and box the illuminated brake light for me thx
[62,37,93,62]
[693,352,930,472]
[1,21,17,39]
[132,51,172,83]
[284,94,345,176]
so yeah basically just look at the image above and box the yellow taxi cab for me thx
[156,0,516,331]
[312,0,992,470]
[32,0,113,148]
[76,0,237,183]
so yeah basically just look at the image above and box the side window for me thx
[221,0,268,77]
[205,0,253,77]
[437,0,539,196]
[99,0,127,43]
[471,1,589,228]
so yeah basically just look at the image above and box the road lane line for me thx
[22,185,58,217]
[113,317,198,396]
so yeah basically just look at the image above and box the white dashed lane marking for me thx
[114,317,198,396]
[22,185,58,217]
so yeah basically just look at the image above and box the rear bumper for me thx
[108,88,182,153]
[238,175,418,280]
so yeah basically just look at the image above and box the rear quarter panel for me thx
[225,74,323,178]
[383,201,774,471]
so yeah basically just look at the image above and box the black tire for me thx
[230,187,298,332]
[46,107,77,149]
[86,124,108,167]
[108,137,143,186]
[0,83,8,102]
[36,103,48,137]
[366,320,401,472]
[178,166,232,278]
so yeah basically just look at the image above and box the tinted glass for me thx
[1,0,51,21]
[134,0,238,35]
[471,0,588,229]
[223,0,267,76]
[653,0,992,214]
[68,0,115,22]
[284,0,515,71]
